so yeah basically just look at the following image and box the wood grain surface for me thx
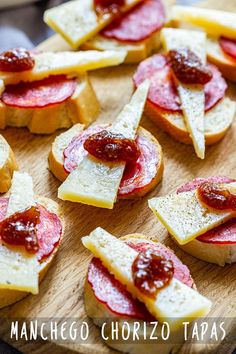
[0,0,236,354]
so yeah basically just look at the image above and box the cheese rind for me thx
[82,228,212,328]
[0,51,127,85]
[161,28,206,159]
[58,80,150,208]
[148,186,236,245]
[44,0,142,49]
[173,5,236,39]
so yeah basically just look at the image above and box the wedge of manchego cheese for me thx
[0,50,127,85]
[172,5,236,40]
[44,0,143,49]
[58,79,150,209]
[82,227,212,329]
[0,172,39,294]
[161,28,206,159]
[149,184,236,245]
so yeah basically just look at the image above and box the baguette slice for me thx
[145,97,235,146]
[207,36,236,82]
[58,80,150,208]
[44,0,143,49]
[82,228,212,330]
[85,234,190,354]
[49,124,163,198]
[0,75,99,134]
[0,135,18,193]
[0,172,64,308]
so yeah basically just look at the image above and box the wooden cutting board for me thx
[0,1,236,353]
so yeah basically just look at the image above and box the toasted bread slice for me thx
[145,97,235,145]
[179,238,236,267]
[0,75,99,134]
[207,37,236,82]
[0,135,18,193]
[0,196,64,309]
[84,234,187,354]
[49,124,163,199]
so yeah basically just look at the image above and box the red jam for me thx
[84,130,141,163]
[0,206,40,253]
[132,250,174,298]
[169,48,212,85]
[0,48,35,72]
[197,182,236,211]
[94,0,124,17]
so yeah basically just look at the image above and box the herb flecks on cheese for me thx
[0,51,127,85]
[149,186,236,245]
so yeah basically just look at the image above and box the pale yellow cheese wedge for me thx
[0,172,39,294]
[44,0,142,49]
[58,79,150,209]
[161,28,206,159]
[148,185,236,245]
[0,50,127,85]
[6,171,35,217]
[82,227,212,329]
[172,5,236,40]
[0,245,38,294]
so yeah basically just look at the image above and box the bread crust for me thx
[207,37,236,82]
[0,75,99,134]
[145,97,235,145]
[49,125,164,199]
[0,196,64,309]
[0,135,18,193]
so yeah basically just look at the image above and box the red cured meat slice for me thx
[1,75,77,109]
[118,135,160,197]
[177,176,236,244]
[133,54,227,112]
[101,0,166,42]
[219,36,236,61]
[63,125,160,198]
[0,198,62,262]
[87,241,194,320]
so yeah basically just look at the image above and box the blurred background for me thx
[0,0,199,51]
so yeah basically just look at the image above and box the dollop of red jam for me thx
[197,182,236,211]
[169,48,212,85]
[94,0,124,17]
[0,206,40,253]
[0,48,35,72]
[132,250,174,298]
[84,129,141,163]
